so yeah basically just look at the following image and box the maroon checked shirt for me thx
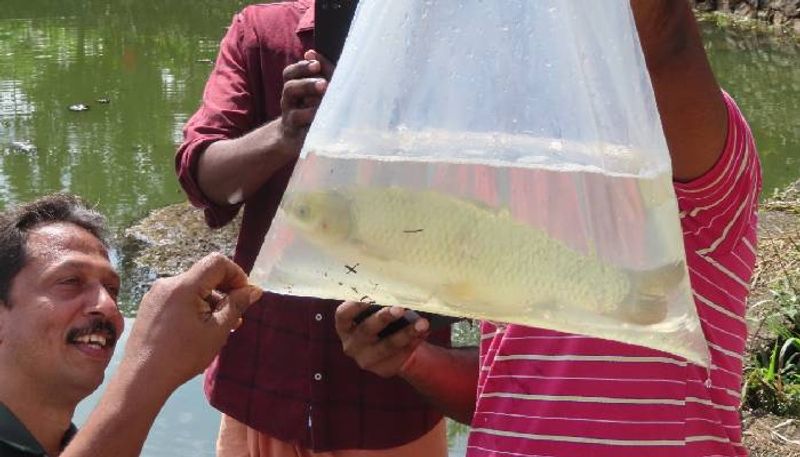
[175,0,446,451]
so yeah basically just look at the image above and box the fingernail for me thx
[389,306,405,318]
[414,319,429,332]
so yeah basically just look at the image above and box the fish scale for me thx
[340,187,632,316]
[274,174,696,362]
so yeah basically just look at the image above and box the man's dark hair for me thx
[0,193,108,306]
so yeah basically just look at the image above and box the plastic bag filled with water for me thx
[250,0,710,366]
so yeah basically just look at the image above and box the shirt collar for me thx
[0,402,45,455]
[0,402,77,456]
[296,0,315,35]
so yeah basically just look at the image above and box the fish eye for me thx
[296,204,310,220]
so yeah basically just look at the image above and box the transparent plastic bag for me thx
[251,0,710,366]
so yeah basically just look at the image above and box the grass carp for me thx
[281,187,685,325]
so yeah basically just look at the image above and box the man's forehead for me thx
[25,222,109,263]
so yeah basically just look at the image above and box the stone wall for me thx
[692,0,800,33]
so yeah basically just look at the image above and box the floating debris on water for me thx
[68,104,90,112]
[96,98,111,104]
[9,140,37,154]
[196,58,213,64]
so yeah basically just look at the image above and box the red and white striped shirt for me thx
[467,92,762,457]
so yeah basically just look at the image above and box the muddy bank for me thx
[745,178,800,456]
[123,203,240,276]
[116,203,240,313]
[692,0,800,34]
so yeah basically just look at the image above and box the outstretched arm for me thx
[631,0,728,182]
[335,302,479,425]
[196,50,334,206]
[62,254,261,457]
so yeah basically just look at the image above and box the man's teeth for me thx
[74,334,108,348]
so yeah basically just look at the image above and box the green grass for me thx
[743,232,800,415]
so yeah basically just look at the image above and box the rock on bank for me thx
[692,0,800,33]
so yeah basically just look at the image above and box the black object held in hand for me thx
[314,0,360,64]
[353,304,461,340]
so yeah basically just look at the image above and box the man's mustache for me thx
[66,318,119,347]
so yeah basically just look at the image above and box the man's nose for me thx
[86,283,119,317]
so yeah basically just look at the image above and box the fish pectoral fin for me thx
[617,293,668,326]
[617,261,686,325]
[352,238,393,261]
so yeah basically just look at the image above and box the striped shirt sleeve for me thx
[673,91,762,256]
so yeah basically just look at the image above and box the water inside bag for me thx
[250,132,710,366]
[250,0,710,366]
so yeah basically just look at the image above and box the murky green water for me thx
[1,2,798,231]
[0,0,253,227]
[700,23,800,197]
[1,2,798,456]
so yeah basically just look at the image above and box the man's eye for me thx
[105,284,120,299]
[60,277,81,286]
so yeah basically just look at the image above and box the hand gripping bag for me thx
[250,0,710,366]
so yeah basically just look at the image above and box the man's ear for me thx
[0,301,7,344]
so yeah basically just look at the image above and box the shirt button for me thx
[314,372,323,381]
[315,313,323,322]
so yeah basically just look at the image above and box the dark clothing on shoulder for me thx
[0,402,76,457]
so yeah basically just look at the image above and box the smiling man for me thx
[0,193,263,457]
[0,194,124,457]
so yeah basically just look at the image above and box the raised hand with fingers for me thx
[279,50,335,147]
[122,253,263,392]
[335,301,431,379]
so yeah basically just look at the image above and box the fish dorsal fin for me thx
[443,192,508,218]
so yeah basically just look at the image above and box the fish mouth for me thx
[66,318,118,351]
[279,190,353,243]
[280,192,305,219]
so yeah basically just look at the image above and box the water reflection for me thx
[0,0,253,228]
[702,23,800,195]
[73,318,220,457]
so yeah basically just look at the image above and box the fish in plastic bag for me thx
[250,0,711,366]
[282,186,685,325]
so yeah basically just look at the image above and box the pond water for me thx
[1,2,798,231]
[1,2,798,456]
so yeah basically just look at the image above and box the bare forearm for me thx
[400,344,479,425]
[61,365,173,457]
[197,118,298,206]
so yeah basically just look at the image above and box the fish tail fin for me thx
[619,261,687,325]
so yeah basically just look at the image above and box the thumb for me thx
[213,286,262,329]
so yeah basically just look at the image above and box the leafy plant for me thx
[743,271,800,415]
[743,338,800,415]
